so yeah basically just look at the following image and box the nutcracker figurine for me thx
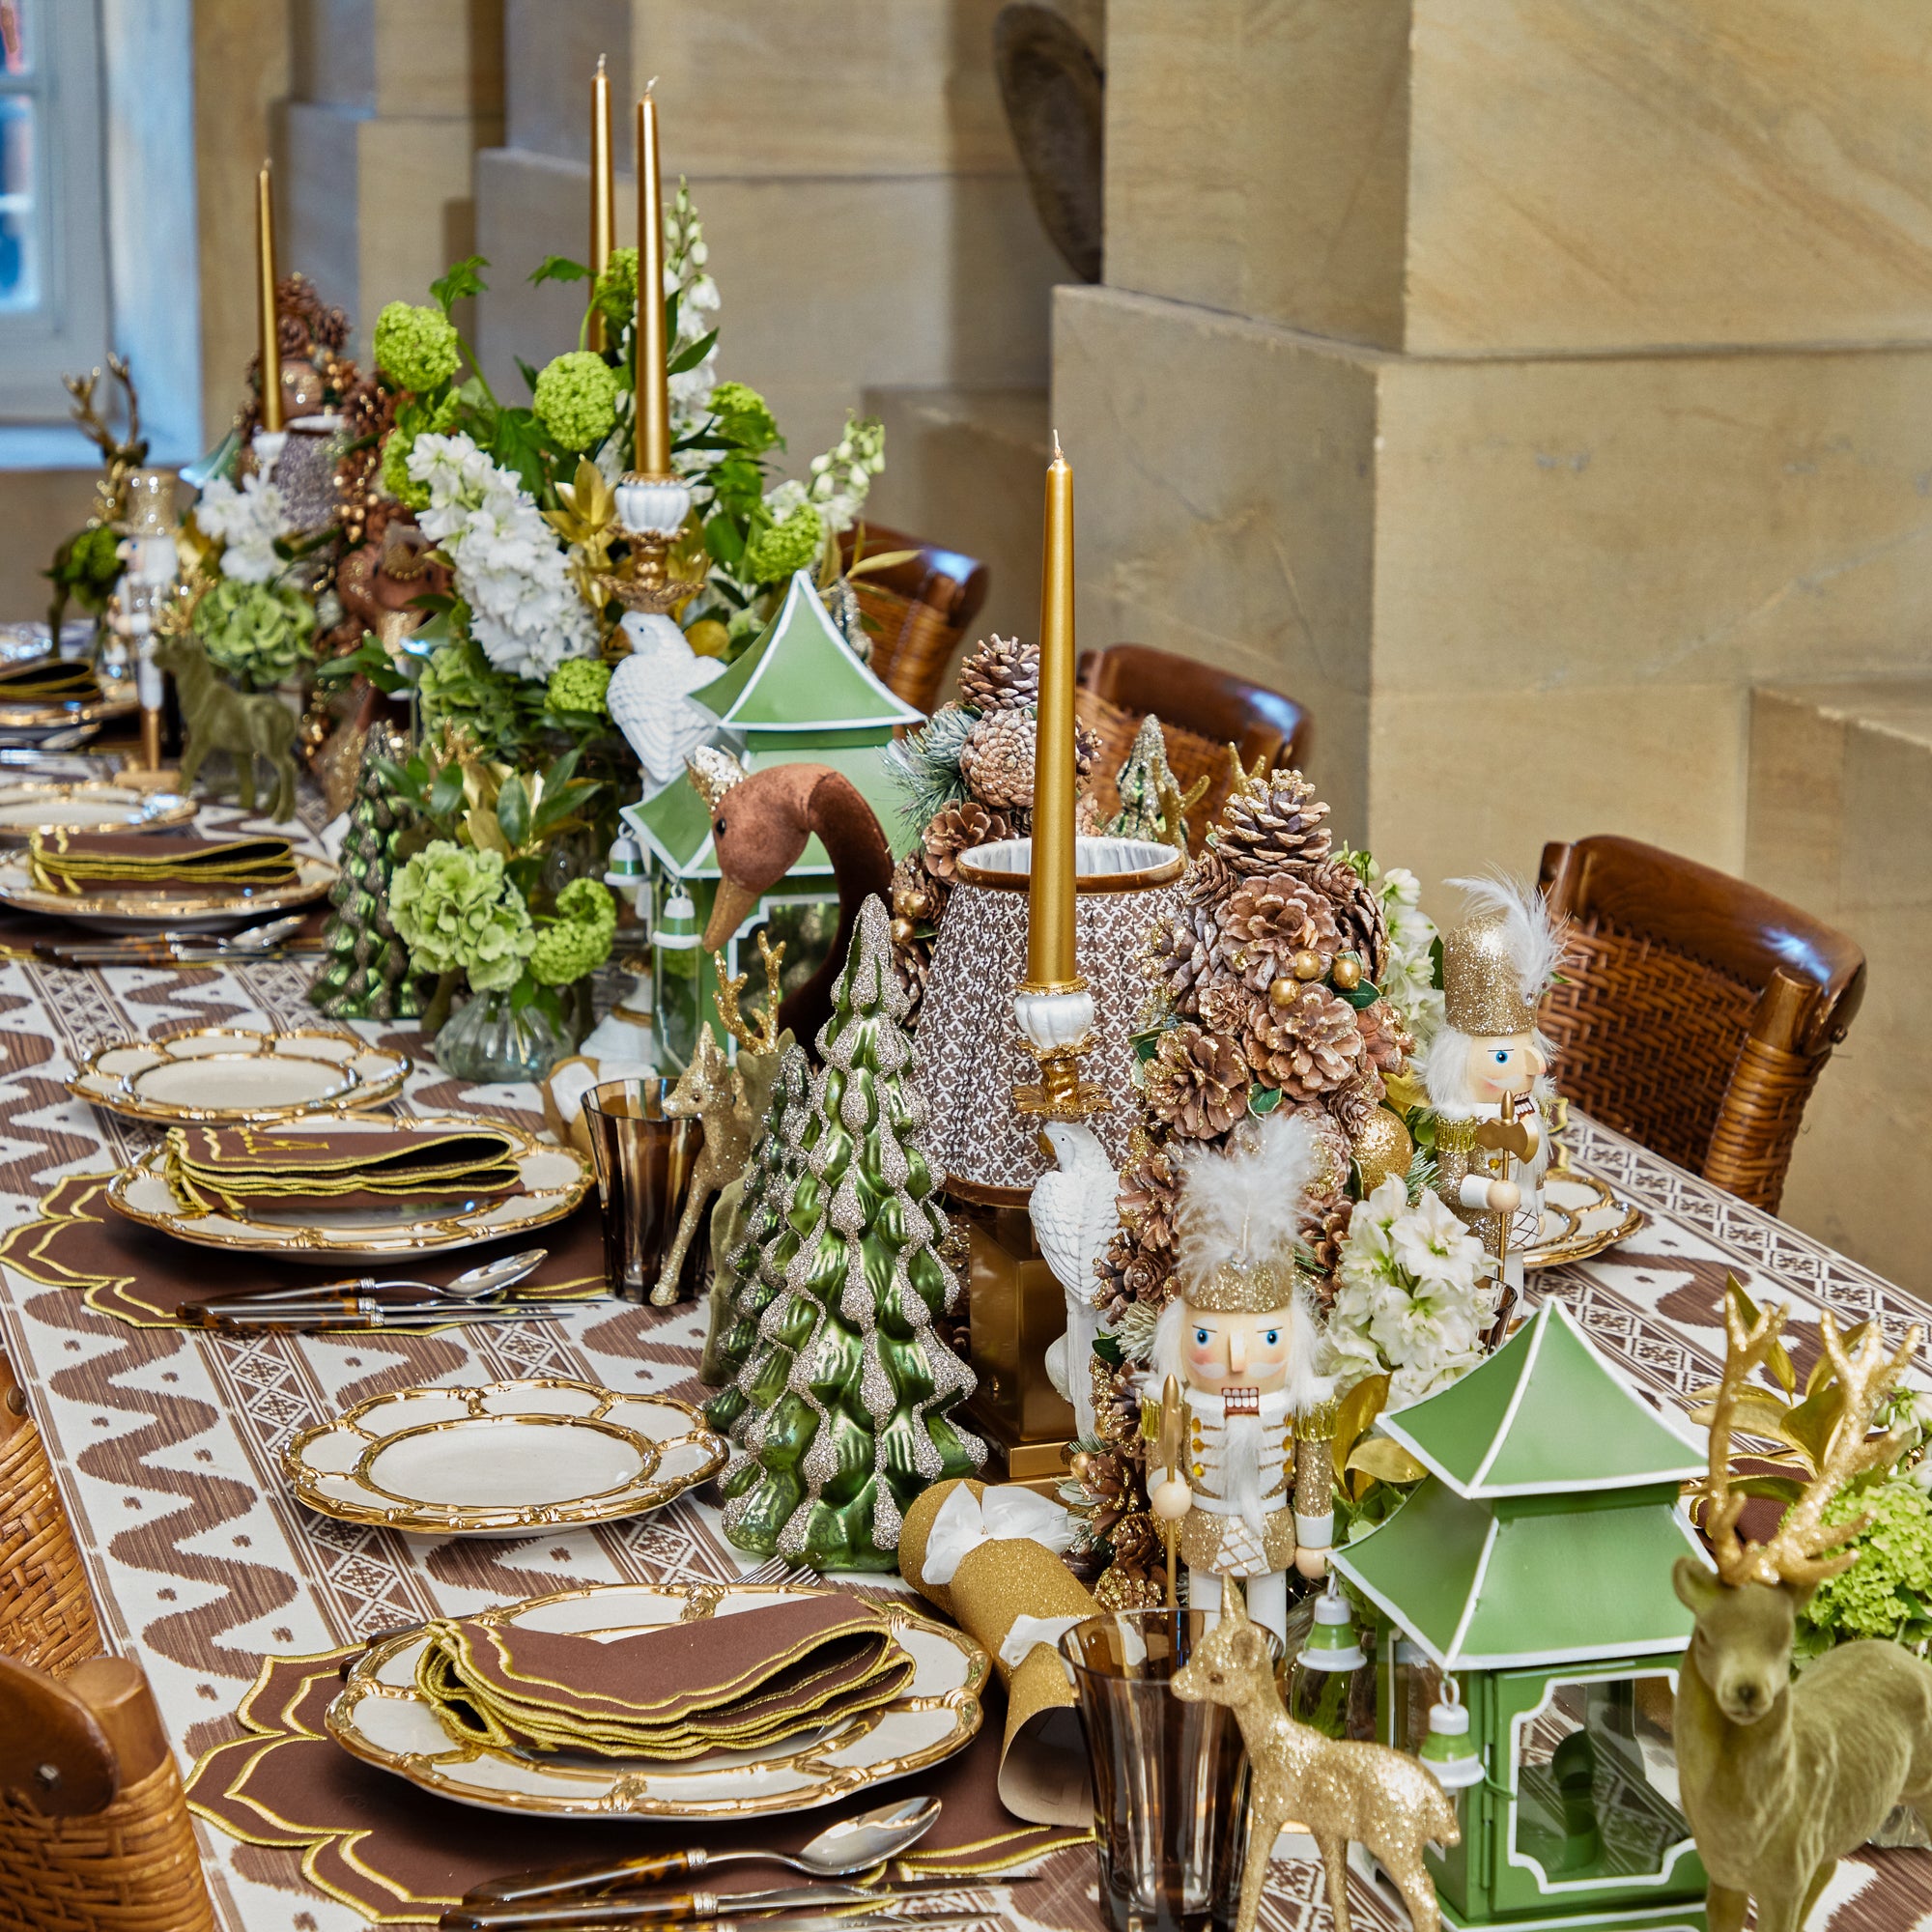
[1424,875,1566,1311]
[1145,1111,1335,1645]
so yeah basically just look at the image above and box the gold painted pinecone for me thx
[921,799,1011,883]
[1095,1550,1166,1612]
[1306,856,1389,980]
[1302,1201,1353,1301]
[1293,1100,1353,1206]
[1212,872,1342,991]
[959,706,1036,809]
[1117,1146,1180,1254]
[1328,1068,1387,1141]
[1245,984,1363,1098]
[1180,850,1236,911]
[1210,769,1334,875]
[1357,997,1413,1076]
[958,633,1038,712]
[1145,905,1214,1010]
[1145,1023,1250,1138]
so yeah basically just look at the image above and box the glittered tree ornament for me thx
[715,896,984,1570]
[308,724,426,1021]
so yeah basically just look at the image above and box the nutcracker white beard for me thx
[1222,1409,1269,1540]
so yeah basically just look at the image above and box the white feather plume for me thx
[1175,1110,1320,1292]
[1447,871,1567,1005]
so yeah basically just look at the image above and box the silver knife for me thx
[451,1881,1004,1931]
[199,1305,573,1334]
[443,1914,996,1932]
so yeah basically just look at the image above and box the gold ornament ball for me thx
[1332,951,1363,991]
[1068,1451,1092,1484]
[1268,976,1297,1009]
[1350,1106,1414,1196]
[891,917,917,947]
[1292,949,1323,982]
[893,885,931,921]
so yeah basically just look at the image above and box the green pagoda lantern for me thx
[621,572,921,1068]
[1330,1298,1713,1932]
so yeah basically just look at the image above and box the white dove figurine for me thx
[1029,1121,1121,1441]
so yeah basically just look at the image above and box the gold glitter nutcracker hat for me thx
[1175,1110,1319,1313]
[1441,873,1565,1037]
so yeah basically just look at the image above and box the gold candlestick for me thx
[587,56,615,354]
[255,160,283,434]
[634,85,671,476]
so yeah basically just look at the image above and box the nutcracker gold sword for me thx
[1156,1374,1184,1610]
[1475,1106,1533,1348]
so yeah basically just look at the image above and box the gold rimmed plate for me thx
[0,781,196,842]
[0,680,139,739]
[1523,1163,1645,1269]
[70,1025,411,1124]
[0,852,336,932]
[327,1582,986,1819]
[285,1378,725,1536]
[103,1113,591,1262]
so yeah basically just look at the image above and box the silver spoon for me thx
[201,1249,551,1314]
[466,1796,943,1909]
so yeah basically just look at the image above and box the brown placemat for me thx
[186,1647,1091,1924]
[0,1174,609,1327]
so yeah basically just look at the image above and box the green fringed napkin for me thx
[163,1122,526,1218]
[0,657,100,702]
[414,1597,917,1762]
[28,829,299,895]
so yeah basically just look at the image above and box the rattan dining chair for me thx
[1076,643,1309,852]
[840,525,990,716]
[0,1352,214,1932]
[1537,835,1866,1216]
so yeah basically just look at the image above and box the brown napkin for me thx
[163,1122,526,1218]
[0,657,100,702]
[414,1596,917,1762]
[28,829,299,895]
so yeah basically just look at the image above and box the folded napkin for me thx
[163,1122,525,1218]
[27,830,299,895]
[414,1595,917,1762]
[0,657,100,703]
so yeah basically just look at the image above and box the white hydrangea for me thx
[807,412,886,535]
[408,432,597,679]
[1326,1175,1497,1409]
[195,472,292,585]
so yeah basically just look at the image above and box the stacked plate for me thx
[70,1027,411,1125]
[0,781,196,843]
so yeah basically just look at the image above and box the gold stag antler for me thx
[1703,1276,1920,1588]
[710,930,787,1055]
[64,355,147,524]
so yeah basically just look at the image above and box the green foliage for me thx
[389,839,535,991]
[741,500,824,585]
[190,576,318,691]
[593,246,638,330]
[707,382,781,457]
[529,876,617,986]
[431,255,490,315]
[545,657,611,720]
[381,391,460,509]
[1798,1482,1932,1657]
[45,524,124,617]
[888,701,975,831]
[418,636,547,754]
[373,301,461,392]
[529,254,592,288]
[532,350,621,454]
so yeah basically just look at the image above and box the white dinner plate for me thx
[327,1582,986,1819]
[0,781,196,841]
[0,852,336,931]
[284,1378,724,1535]
[103,1113,590,1261]
[69,1026,410,1124]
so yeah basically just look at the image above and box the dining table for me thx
[0,788,1927,1931]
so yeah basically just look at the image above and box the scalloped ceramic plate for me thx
[327,1582,986,1820]
[284,1378,725,1535]
[0,852,336,932]
[103,1113,590,1262]
[0,781,196,841]
[0,679,138,738]
[70,1026,410,1124]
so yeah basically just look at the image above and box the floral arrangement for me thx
[1796,1481,1932,1659]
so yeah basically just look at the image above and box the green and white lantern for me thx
[1330,1298,1713,1932]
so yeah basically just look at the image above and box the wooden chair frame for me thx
[840,524,989,716]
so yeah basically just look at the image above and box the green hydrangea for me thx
[390,839,536,991]
[1802,1482,1932,1643]
[546,658,611,717]
[190,576,317,691]
[594,246,638,330]
[533,351,622,454]
[742,500,825,585]
[372,301,461,393]
[709,382,780,456]
[529,877,617,986]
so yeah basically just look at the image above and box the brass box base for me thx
[954,1201,1074,1488]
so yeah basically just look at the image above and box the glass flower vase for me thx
[434,986,567,1086]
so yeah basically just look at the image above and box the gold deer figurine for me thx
[651,935,786,1306]
[1675,1282,1932,1932]
[1171,1581,1459,1932]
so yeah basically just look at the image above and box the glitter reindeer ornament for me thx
[1146,1110,1334,1643]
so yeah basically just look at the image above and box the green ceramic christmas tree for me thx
[717,895,983,1570]
[309,724,426,1021]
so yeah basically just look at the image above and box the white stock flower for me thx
[196,472,292,585]
[1391,1188,1485,1289]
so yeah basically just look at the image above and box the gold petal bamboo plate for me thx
[327,1582,986,1819]
[103,1113,590,1261]
[70,1026,410,1124]
[1523,1164,1645,1269]
[0,781,196,841]
[0,852,336,932]
[285,1378,725,1535]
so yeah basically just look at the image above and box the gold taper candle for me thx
[1026,433,1077,988]
[255,160,283,433]
[634,85,671,475]
[587,56,614,353]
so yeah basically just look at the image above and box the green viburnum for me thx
[533,350,622,453]
[528,877,617,987]
[390,840,536,991]
[372,300,461,393]
[742,500,824,585]
[594,246,638,330]
[708,382,781,457]
[190,576,317,691]
[379,392,460,509]
[546,658,611,718]
[1799,1482,1932,1648]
